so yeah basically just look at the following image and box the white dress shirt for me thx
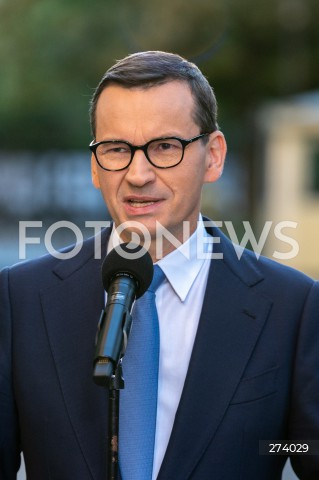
[107,217,213,479]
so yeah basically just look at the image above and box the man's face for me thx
[91,81,226,251]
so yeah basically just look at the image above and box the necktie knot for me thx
[148,265,165,293]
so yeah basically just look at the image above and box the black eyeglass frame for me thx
[89,132,211,171]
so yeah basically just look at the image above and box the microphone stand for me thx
[93,307,133,480]
[108,363,124,480]
[94,358,124,480]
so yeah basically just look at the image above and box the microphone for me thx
[93,243,153,387]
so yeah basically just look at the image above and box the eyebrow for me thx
[97,133,186,144]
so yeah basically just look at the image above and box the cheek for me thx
[99,172,123,195]
[177,165,205,193]
[166,176,201,213]
[94,176,117,213]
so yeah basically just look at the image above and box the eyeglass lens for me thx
[95,138,184,170]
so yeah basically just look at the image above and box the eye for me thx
[158,142,176,150]
[150,139,182,154]
[110,147,129,154]
[98,142,130,156]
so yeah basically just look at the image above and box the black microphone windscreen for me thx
[101,243,153,298]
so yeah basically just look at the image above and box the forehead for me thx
[96,81,195,117]
[95,81,197,138]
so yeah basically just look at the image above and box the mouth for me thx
[125,195,162,205]
[124,196,163,212]
[128,199,158,207]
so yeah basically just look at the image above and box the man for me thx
[0,51,318,479]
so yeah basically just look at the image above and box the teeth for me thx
[129,200,155,207]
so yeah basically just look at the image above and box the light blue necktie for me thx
[119,265,165,480]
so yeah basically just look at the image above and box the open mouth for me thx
[128,199,158,207]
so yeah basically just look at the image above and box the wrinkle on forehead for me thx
[94,81,198,144]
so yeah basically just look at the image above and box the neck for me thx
[117,224,199,263]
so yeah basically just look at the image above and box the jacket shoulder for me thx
[1,228,109,289]
[207,221,316,290]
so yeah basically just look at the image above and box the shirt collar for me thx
[107,216,212,302]
[157,215,212,302]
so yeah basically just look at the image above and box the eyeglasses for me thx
[89,133,210,171]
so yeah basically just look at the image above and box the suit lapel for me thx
[40,231,110,480]
[158,227,272,479]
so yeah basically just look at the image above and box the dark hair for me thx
[89,51,219,138]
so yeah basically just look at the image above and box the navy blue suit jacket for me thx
[1,224,319,479]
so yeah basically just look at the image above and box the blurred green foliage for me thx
[0,0,318,150]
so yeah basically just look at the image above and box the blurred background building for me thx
[258,91,319,278]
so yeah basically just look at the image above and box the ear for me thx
[91,154,101,189]
[204,131,227,183]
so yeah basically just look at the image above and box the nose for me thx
[125,150,156,187]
